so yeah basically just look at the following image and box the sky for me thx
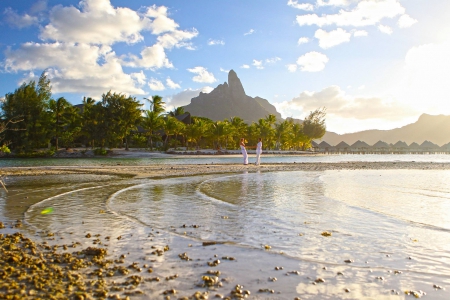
[1,0,450,134]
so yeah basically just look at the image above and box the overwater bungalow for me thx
[311,141,320,152]
[318,141,333,153]
[371,140,390,153]
[408,142,421,153]
[420,140,440,153]
[393,141,409,153]
[441,142,450,153]
[350,140,371,153]
[335,141,350,153]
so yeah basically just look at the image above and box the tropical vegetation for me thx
[0,72,326,155]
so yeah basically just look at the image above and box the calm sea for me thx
[1,166,449,299]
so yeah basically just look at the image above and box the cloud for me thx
[378,24,393,35]
[40,0,149,45]
[317,0,353,7]
[353,30,368,37]
[187,67,217,83]
[296,0,405,27]
[166,86,213,109]
[393,42,450,115]
[296,51,329,72]
[208,39,225,46]
[286,64,298,72]
[266,57,281,64]
[287,0,314,11]
[3,7,39,28]
[148,78,165,91]
[240,64,250,69]
[397,14,417,28]
[4,42,145,97]
[145,5,179,34]
[276,85,416,121]
[252,60,264,69]
[166,77,181,89]
[315,28,351,49]
[122,44,173,69]
[244,29,255,36]
[30,0,48,14]
[220,68,229,73]
[131,71,146,85]
[297,37,309,45]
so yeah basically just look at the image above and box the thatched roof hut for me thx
[350,140,370,150]
[318,141,333,151]
[420,140,440,150]
[335,141,350,151]
[372,140,390,149]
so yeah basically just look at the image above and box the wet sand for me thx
[1,161,450,299]
[2,161,450,178]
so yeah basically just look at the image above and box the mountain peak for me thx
[228,69,245,99]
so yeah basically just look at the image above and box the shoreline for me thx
[1,161,450,178]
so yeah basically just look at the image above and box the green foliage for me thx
[302,107,327,140]
[94,148,108,156]
[0,145,11,154]
[1,71,51,151]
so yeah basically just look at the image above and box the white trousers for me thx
[255,151,261,165]
[242,149,248,165]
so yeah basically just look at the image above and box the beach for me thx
[1,157,450,299]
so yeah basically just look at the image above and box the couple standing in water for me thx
[240,138,262,166]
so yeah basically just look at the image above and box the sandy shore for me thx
[1,161,450,178]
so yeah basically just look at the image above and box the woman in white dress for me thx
[240,138,248,165]
[255,138,262,166]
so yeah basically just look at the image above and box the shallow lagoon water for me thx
[1,169,449,299]
[0,153,450,167]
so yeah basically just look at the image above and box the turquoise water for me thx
[1,153,450,167]
[2,169,449,299]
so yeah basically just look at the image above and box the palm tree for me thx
[141,110,163,150]
[163,116,182,148]
[48,97,71,150]
[168,106,185,117]
[144,95,165,115]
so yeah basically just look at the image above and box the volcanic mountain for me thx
[183,70,281,123]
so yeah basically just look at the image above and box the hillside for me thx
[322,114,450,146]
[183,70,281,123]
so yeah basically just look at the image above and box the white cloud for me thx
[148,78,165,91]
[220,68,229,73]
[252,60,264,69]
[286,64,298,72]
[166,86,213,109]
[317,0,353,7]
[315,28,351,49]
[287,0,314,11]
[131,71,146,85]
[397,14,417,28]
[244,29,255,36]
[122,44,173,69]
[40,0,149,45]
[240,64,250,69]
[166,77,181,89]
[296,0,405,27]
[358,85,365,90]
[187,67,217,83]
[276,85,416,122]
[4,42,145,97]
[145,5,178,34]
[393,42,450,115]
[156,28,199,49]
[208,39,225,46]
[297,37,309,45]
[378,24,393,35]
[296,51,329,72]
[266,57,281,64]
[353,30,368,37]
[3,7,39,28]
